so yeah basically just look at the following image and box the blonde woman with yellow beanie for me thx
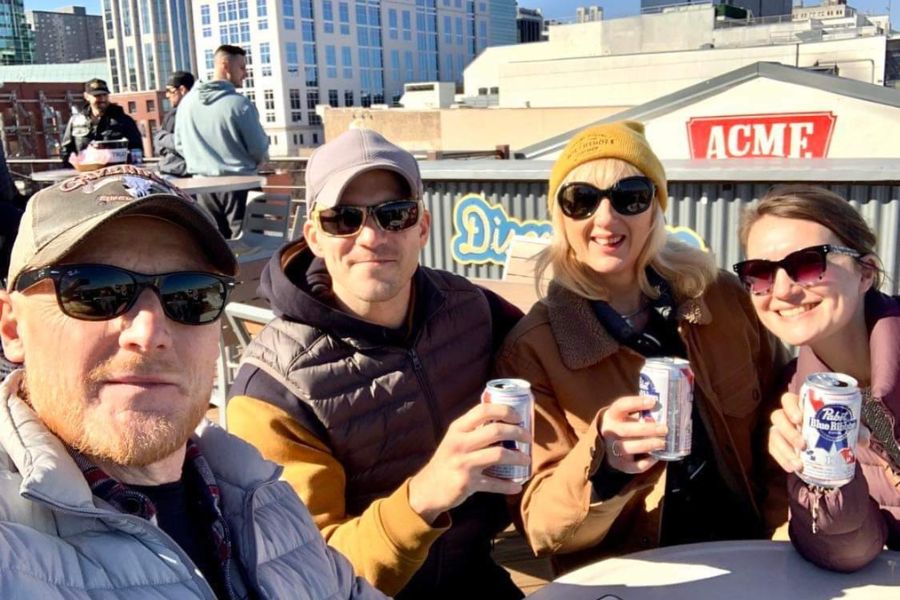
[494,121,789,572]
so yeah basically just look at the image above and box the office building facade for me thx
[101,0,196,93]
[517,6,542,43]
[27,6,105,64]
[0,0,33,65]
[640,1,793,18]
[192,0,515,155]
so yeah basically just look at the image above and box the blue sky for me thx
[22,0,899,24]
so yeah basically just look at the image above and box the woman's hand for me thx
[769,392,804,473]
[599,395,668,474]
[769,391,871,474]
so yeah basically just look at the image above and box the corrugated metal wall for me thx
[423,179,900,294]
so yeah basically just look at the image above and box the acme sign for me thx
[686,112,837,159]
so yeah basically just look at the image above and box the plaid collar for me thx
[70,439,237,598]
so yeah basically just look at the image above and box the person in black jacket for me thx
[154,71,195,176]
[60,78,143,166]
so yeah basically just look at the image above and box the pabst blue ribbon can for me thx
[481,378,534,484]
[639,357,694,461]
[799,372,861,488]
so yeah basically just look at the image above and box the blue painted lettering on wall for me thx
[451,193,707,266]
[451,194,553,265]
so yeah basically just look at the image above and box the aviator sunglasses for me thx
[14,264,236,325]
[556,176,656,220]
[313,200,421,237]
[732,244,862,296]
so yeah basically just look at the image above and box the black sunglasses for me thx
[556,176,656,220]
[314,200,421,237]
[15,264,236,326]
[732,244,861,296]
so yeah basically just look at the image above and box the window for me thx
[127,101,137,113]
[323,0,334,33]
[306,90,319,109]
[266,112,276,123]
[328,89,339,106]
[309,112,322,125]
[342,46,352,78]
[339,1,350,34]
[390,49,400,82]
[201,5,212,37]
[388,9,398,39]
[283,0,295,29]
[402,10,411,41]
[443,15,451,44]
[300,133,305,144]
[326,45,337,78]
[404,51,414,80]
[264,89,275,110]
[289,88,302,109]
[260,42,272,76]
[257,0,267,16]
[344,90,353,106]
[313,133,319,145]
[456,16,463,45]
[259,19,268,29]
[286,42,299,75]
[146,99,156,112]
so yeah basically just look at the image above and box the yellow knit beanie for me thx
[548,120,667,212]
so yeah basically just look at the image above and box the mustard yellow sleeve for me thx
[227,394,449,596]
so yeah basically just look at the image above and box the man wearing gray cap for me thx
[0,165,385,599]
[227,129,528,599]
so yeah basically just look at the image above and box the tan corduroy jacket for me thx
[495,271,790,572]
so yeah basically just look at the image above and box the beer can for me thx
[481,378,534,484]
[799,372,861,488]
[639,357,694,461]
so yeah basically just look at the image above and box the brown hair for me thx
[739,184,883,290]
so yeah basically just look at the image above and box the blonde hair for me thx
[535,158,718,302]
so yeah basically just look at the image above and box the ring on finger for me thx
[610,440,622,458]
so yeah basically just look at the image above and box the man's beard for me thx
[23,354,212,467]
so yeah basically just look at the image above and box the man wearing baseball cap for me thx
[0,165,385,599]
[227,128,528,599]
[155,71,195,176]
[60,78,143,166]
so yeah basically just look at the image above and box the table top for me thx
[30,169,264,195]
[527,541,900,600]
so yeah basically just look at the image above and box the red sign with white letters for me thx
[686,112,837,159]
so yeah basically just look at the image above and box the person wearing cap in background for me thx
[0,165,386,599]
[494,121,790,573]
[176,45,269,239]
[155,71,195,177]
[60,78,143,167]
[226,128,528,599]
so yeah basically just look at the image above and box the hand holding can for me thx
[798,373,861,488]
[481,378,534,484]
[639,357,694,461]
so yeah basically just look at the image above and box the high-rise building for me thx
[26,6,105,64]
[640,1,793,18]
[487,0,517,45]
[517,7,543,44]
[0,0,34,65]
[101,0,196,93]
[576,6,602,23]
[191,0,516,155]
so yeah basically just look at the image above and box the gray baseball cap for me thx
[8,165,238,290]
[304,128,423,211]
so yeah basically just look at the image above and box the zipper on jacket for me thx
[408,348,444,443]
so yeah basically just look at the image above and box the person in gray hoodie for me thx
[175,45,269,238]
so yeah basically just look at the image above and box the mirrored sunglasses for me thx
[732,244,861,296]
[556,176,656,220]
[314,200,421,237]
[14,264,236,325]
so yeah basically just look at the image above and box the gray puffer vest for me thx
[0,370,385,600]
